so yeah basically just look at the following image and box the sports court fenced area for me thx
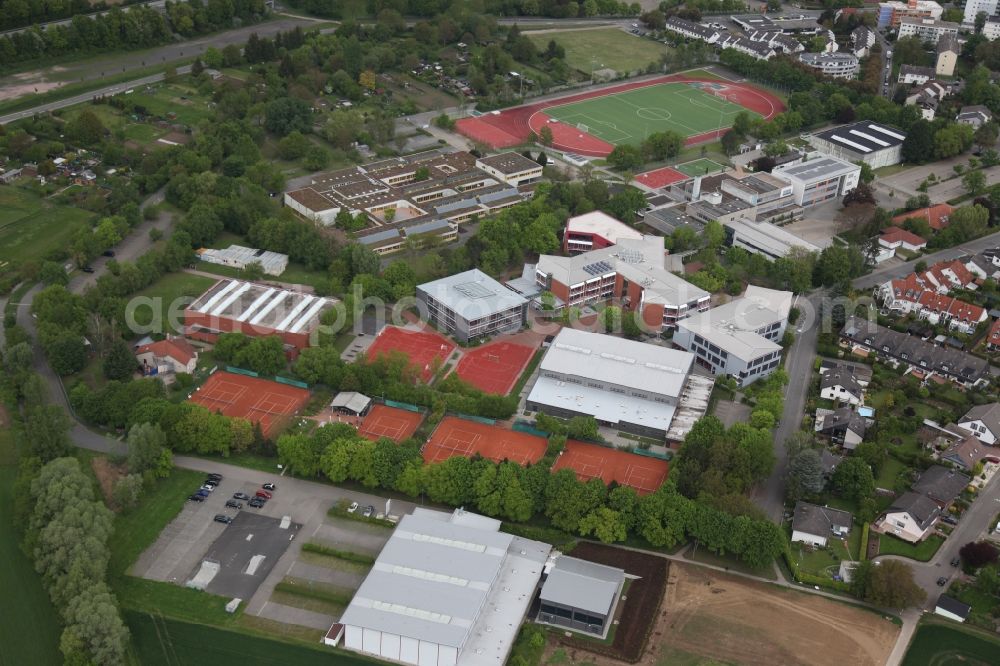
[423,416,548,466]
[456,74,784,158]
[358,404,425,443]
[554,440,669,495]
[454,341,536,395]
[675,157,727,177]
[188,371,311,438]
[635,166,690,189]
[364,326,456,383]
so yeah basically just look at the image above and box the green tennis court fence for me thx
[226,366,258,377]
[453,413,496,426]
[513,421,550,438]
[632,448,671,461]
[385,399,424,413]
[275,376,309,389]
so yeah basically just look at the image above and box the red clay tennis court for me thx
[553,440,669,495]
[365,326,456,383]
[358,404,425,443]
[454,341,536,395]
[635,166,690,189]
[189,371,310,438]
[423,416,548,466]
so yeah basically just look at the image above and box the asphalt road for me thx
[751,290,824,522]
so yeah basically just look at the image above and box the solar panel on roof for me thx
[582,261,614,276]
[454,282,495,298]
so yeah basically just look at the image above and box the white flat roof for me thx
[527,375,677,432]
[540,328,694,399]
[678,295,787,361]
[188,279,338,335]
[565,211,643,245]
[418,268,527,320]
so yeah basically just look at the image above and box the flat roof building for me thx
[772,154,862,207]
[197,244,289,276]
[898,16,960,41]
[878,0,943,28]
[723,218,823,260]
[798,52,860,79]
[534,235,711,331]
[184,279,339,356]
[416,269,528,342]
[562,211,643,254]
[809,121,906,168]
[475,153,543,187]
[526,327,698,438]
[537,555,625,638]
[673,285,792,387]
[329,507,551,666]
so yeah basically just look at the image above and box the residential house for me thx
[839,317,991,388]
[820,450,844,479]
[912,464,970,507]
[798,52,860,79]
[957,402,1000,444]
[898,64,936,85]
[935,34,960,76]
[987,319,1000,351]
[791,502,854,547]
[879,227,927,254]
[940,434,992,471]
[746,30,804,54]
[820,363,870,406]
[956,105,993,129]
[815,406,867,449]
[934,595,971,623]
[905,80,950,120]
[898,16,959,41]
[892,203,953,231]
[134,337,198,381]
[875,265,986,334]
[664,16,721,44]
[720,34,777,60]
[877,0,944,28]
[879,491,941,542]
[852,25,876,57]
[984,14,1000,40]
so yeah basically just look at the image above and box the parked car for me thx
[233,492,250,501]
[936,577,948,586]
[248,497,265,508]
[201,484,215,493]
[196,488,210,497]
[262,483,276,491]
[214,515,233,524]
[102,250,116,257]
[941,516,958,526]
[81,266,95,273]
[188,494,206,502]
[363,505,375,518]
[951,557,961,567]
[203,479,218,488]
[225,500,243,510]
[255,490,272,500]
[207,473,223,481]
[347,501,359,514]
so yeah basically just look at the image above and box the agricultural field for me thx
[0,423,63,666]
[127,272,217,334]
[901,621,1000,666]
[650,564,897,666]
[526,28,667,75]
[0,186,95,265]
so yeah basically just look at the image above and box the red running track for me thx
[456,75,785,158]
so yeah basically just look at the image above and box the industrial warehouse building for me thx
[196,244,289,276]
[184,279,338,355]
[416,269,528,342]
[536,555,626,638]
[808,121,906,168]
[673,286,793,387]
[525,327,701,438]
[326,508,551,666]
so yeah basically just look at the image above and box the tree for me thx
[963,169,987,196]
[973,122,998,150]
[959,541,999,569]
[704,220,725,250]
[539,125,553,146]
[127,423,169,477]
[720,129,741,155]
[66,110,106,146]
[112,473,144,509]
[102,339,136,381]
[786,449,824,500]
[902,120,935,164]
[264,97,312,136]
[359,69,377,91]
[832,457,875,503]
[601,305,621,333]
[607,144,643,170]
[26,405,72,462]
[578,507,627,543]
[39,261,69,286]
[857,559,926,608]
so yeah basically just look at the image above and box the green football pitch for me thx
[543,82,758,147]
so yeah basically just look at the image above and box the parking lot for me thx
[133,457,414,633]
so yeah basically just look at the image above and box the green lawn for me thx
[0,187,95,265]
[193,259,331,291]
[129,272,217,334]
[126,83,215,126]
[544,81,759,147]
[125,611,378,666]
[675,158,727,177]
[0,426,63,666]
[789,527,861,577]
[901,621,1000,666]
[876,456,909,489]
[877,534,944,561]
[527,28,667,74]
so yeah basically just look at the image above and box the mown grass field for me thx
[0,424,63,666]
[526,27,667,74]
[0,187,95,264]
[901,621,1000,666]
[128,272,217,334]
[877,534,944,561]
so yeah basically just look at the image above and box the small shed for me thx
[934,595,971,623]
[330,391,373,417]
